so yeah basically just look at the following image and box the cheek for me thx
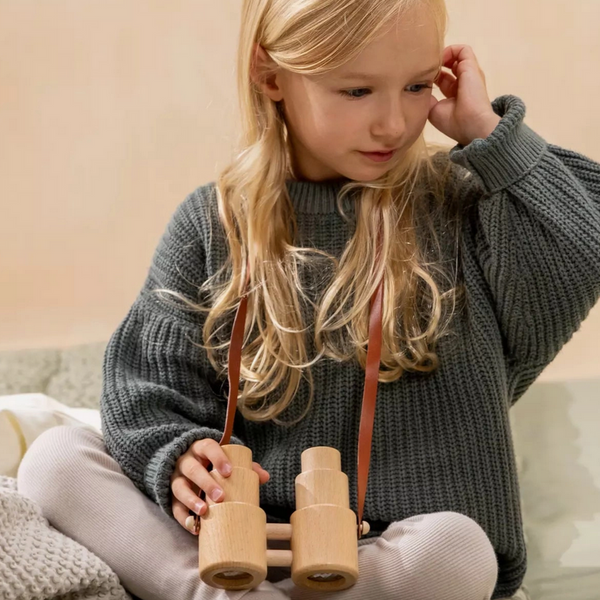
[317,101,347,126]
[407,106,433,133]
[295,97,343,138]
[313,105,355,142]
[323,103,367,137]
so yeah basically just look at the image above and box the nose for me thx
[373,97,406,141]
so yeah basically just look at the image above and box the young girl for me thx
[18,1,600,600]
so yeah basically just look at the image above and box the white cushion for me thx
[0,393,101,478]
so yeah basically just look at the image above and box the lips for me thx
[359,149,397,163]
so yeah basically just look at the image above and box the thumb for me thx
[427,95,457,139]
[429,94,438,113]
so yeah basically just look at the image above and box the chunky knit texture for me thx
[100,94,600,600]
[0,475,130,600]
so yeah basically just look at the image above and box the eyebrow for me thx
[335,65,441,81]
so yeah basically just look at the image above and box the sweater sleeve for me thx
[448,94,600,399]
[100,189,245,519]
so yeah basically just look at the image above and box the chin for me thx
[352,170,392,183]
[329,163,393,184]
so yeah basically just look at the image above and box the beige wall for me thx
[1,1,599,382]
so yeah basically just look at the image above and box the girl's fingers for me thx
[441,45,481,78]
[252,462,270,484]
[172,463,269,534]
[171,473,208,516]
[435,70,458,98]
[189,438,233,478]
[172,496,200,535]
[178,453,226,503]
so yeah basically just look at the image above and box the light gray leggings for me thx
[17,425,499,600]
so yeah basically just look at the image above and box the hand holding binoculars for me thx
[196,444,370,591]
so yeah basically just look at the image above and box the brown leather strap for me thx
[220,260,252,447]
[211,230,384,540]
[357,267,383,537]
[356,225,384,537]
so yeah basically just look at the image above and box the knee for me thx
[384,511,498,600]
[17,425,102,509]
[430,512,498,583]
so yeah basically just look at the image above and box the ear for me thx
[250,42,284,102]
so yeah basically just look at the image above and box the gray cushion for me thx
[0,342,106,409]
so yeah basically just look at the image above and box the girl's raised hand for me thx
[170,438,270,534]
[428,44,501,147]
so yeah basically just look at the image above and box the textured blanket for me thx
[0,475,130,600]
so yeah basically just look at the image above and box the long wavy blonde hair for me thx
[154,0,469,426]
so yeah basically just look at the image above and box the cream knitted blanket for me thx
[0,475,130,600]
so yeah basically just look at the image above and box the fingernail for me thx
[211,488,223,501]
[221,463,232,475]
[194,502,203,515]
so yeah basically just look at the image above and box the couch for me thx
[1,341,599,600]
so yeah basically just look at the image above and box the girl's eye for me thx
[408,84,433,94]
[338,84,433,101]
[339,88,371,100]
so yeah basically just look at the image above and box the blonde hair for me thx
[154,0,468,426]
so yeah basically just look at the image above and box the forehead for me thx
[327,9,441,80]
[334,65,441,82]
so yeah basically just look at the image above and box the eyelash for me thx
[338,84,433,100]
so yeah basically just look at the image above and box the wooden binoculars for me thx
[197,444,370,591]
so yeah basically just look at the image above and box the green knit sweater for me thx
[100,95,600,599]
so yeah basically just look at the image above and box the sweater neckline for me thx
[285,178,358,215]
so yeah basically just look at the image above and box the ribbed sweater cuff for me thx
[144,428,246,517]
[448,94,548,194]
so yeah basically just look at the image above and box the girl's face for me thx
[253,6,442,183]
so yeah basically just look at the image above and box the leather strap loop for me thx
[197,228,384,541]
[357,254,384,536]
